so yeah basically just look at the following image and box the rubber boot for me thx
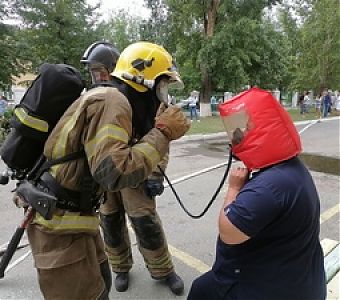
[165,272,184,295]
[114,272,129,292]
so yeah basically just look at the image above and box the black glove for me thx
[144,179,165,198]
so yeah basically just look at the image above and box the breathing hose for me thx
[159,118,324,219]
[158,148,233,219]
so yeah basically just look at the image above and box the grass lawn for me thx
[186,108,340,135]
[187,116,225,135]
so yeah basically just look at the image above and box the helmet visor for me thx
[156,78,170,104]
[221,110,251,145]
[168,72,184,90]
[89,65,110,85]
[167,62,184,90]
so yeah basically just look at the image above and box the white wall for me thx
[223,92,233,102]
[12,86,27,104]
[272,89,280,101]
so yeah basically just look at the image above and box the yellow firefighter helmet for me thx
[111,41,183,92]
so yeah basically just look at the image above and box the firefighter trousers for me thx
[100,184,174,279]
[27,220,110,300]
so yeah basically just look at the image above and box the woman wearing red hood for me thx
[188,88,326,300]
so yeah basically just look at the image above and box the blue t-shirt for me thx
[212,157,326,300]
[323,94,331,105]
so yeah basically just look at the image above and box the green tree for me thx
[165,0,285,116]
[141,0,170,45]
[295,0,340,92]
[0,3,20,89]
[13,0,102,72]
[98,9,142,52]
[277,5,301,96]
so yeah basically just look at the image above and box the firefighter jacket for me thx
[33,86,170,233]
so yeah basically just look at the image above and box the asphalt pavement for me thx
[0,116,339,300]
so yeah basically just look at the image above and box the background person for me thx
[188,88,326,300]
[0,95,8,116]
[315,93,322,120]
[298,92,305,114]
[321,89,331,118]
[188,91,200,122]
[303,90,311,113]
[330,91,336,112]
[336,92,340,111]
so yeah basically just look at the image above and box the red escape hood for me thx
[219,87,302,170]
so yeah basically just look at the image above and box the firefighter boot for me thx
[165,272,184,295]
[115,272,129,292]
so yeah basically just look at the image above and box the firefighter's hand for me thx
[144,178,165,198]
[12,192,29,208]
[155,106,190,140]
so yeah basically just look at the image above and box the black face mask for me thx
[112,78,160,139]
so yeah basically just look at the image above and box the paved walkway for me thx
[177,116,340,151]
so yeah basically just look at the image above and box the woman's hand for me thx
[228,167,249,192]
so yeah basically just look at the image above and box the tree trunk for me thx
[200,69,213,117]
[200,0,220,117]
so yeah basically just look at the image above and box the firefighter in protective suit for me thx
[81,42,184,294]
[21,41,190,300]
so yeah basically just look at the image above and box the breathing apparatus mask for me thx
[155,76,184,105]
[221,108,252,147]
[120,71,183,106]
[87,64,111,86]
[156,78,169,104]
[219,87,302,171]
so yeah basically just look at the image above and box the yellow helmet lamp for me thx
[111,42,183,92]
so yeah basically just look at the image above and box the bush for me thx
[0,108,13,145]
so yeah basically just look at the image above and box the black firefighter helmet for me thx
[81,41,120,73]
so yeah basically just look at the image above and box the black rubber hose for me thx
[158,148,233,219]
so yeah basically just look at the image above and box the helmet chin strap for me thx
[122,72,154,89]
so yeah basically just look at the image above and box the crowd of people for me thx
[184,88,339,123]
[299,89,340,119]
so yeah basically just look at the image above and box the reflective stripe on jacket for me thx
[33,211,100,233]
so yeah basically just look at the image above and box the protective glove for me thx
[12,192,29,208]
[12,181,29,208]
[144,178,165,198]
[155,106,191,141]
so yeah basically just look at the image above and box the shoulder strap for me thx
[32,149,85,181]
